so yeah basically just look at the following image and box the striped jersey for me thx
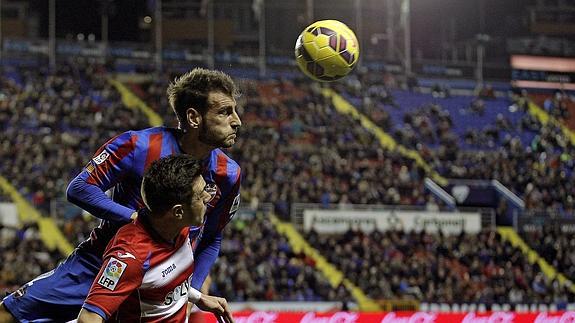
[68,126,241,287]
[83,210,198,322]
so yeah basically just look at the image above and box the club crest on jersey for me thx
[204,183,218,201]
[93,150,110,165]
[98,257,127,291]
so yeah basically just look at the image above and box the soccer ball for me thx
[295,20,360,82]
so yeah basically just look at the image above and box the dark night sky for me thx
[25,0,564,50]
[30,0,148,41]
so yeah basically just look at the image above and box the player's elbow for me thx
[77,308,105,323]
[66,176,87,206]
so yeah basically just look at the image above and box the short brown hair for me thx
[142,155,203,214]
[167,68,238,125]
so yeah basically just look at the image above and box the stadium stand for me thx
[1,60,574,308]
[0,61,151,245]
[520,225,575,283]
[0,222,60,296]
[305,228,574,305]
[210,212,353,302]
[334,73,575,217]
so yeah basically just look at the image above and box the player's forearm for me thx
[190,290,234,323]
[191,234,222,290]
[77,308,104,323]
[67,176,135,222]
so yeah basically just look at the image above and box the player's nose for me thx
[230,110,241,129]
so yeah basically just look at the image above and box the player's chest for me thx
[140,239,195,290]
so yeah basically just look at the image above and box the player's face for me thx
[199,91,241,148]
[185,176,212,226]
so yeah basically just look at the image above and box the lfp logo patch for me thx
[98,257,127,291]
[92,150,110,165]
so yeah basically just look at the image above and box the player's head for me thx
[141,155,212,227]
[167,68,242,148]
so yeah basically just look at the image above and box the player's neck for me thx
[140,210,181,245]
[148,217,180,245]
[178,131,213,159]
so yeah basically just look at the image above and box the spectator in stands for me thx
[210,213,353,305]
[431,83,450,99]
[0,223,60,296]
[477,84,496,100]
[306,228,574,303]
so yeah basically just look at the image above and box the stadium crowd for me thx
[0,223,60,296]
[306,228,573,305]
[336,73,575,217]
[1,60,574,306]
[520,225,575,282]
[210,212,352,303]
[0,62,151,221]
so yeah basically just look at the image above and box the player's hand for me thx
[130,211,138,220]
[196,294,234,323]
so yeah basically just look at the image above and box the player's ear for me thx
[186,108,202,129]
[171,204,184,220]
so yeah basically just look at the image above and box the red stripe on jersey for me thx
[216,153,228,181]
[86,135,137,185]
[234,168,241,182]
[144,133,163,171]
[93,133,123,157]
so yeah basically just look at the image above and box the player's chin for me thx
[219,138,236,148]
[190,219,203,227]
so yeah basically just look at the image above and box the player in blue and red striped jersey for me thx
[78,155,233,323]
[1,68,242,322]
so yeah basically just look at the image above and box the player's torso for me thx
[108,223,196,322]
[115,127,184,210]
[79,127,239,256]
[79,127,184,255]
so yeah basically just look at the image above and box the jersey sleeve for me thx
[66,131,138,222]
[83,244,144,320]
[191,164,241,289]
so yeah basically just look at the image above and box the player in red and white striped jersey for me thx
[77,155,233,323]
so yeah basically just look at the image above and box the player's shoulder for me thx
[212,148,240,170]
[208,148,241,182]
[128,126,180,147]
[107,222,152,262]
[130,126,176,137]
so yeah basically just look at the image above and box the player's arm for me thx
[189,287,234,323]
[80,246,144,321]
[191,167,241,290]
[190,231,222,290]
[77,308,104,323]
[67,131,138,222]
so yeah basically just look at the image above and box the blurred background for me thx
[0,0,575,322]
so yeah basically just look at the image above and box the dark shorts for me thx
[2,249,101,323]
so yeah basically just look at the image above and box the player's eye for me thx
[219,107,234,116]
